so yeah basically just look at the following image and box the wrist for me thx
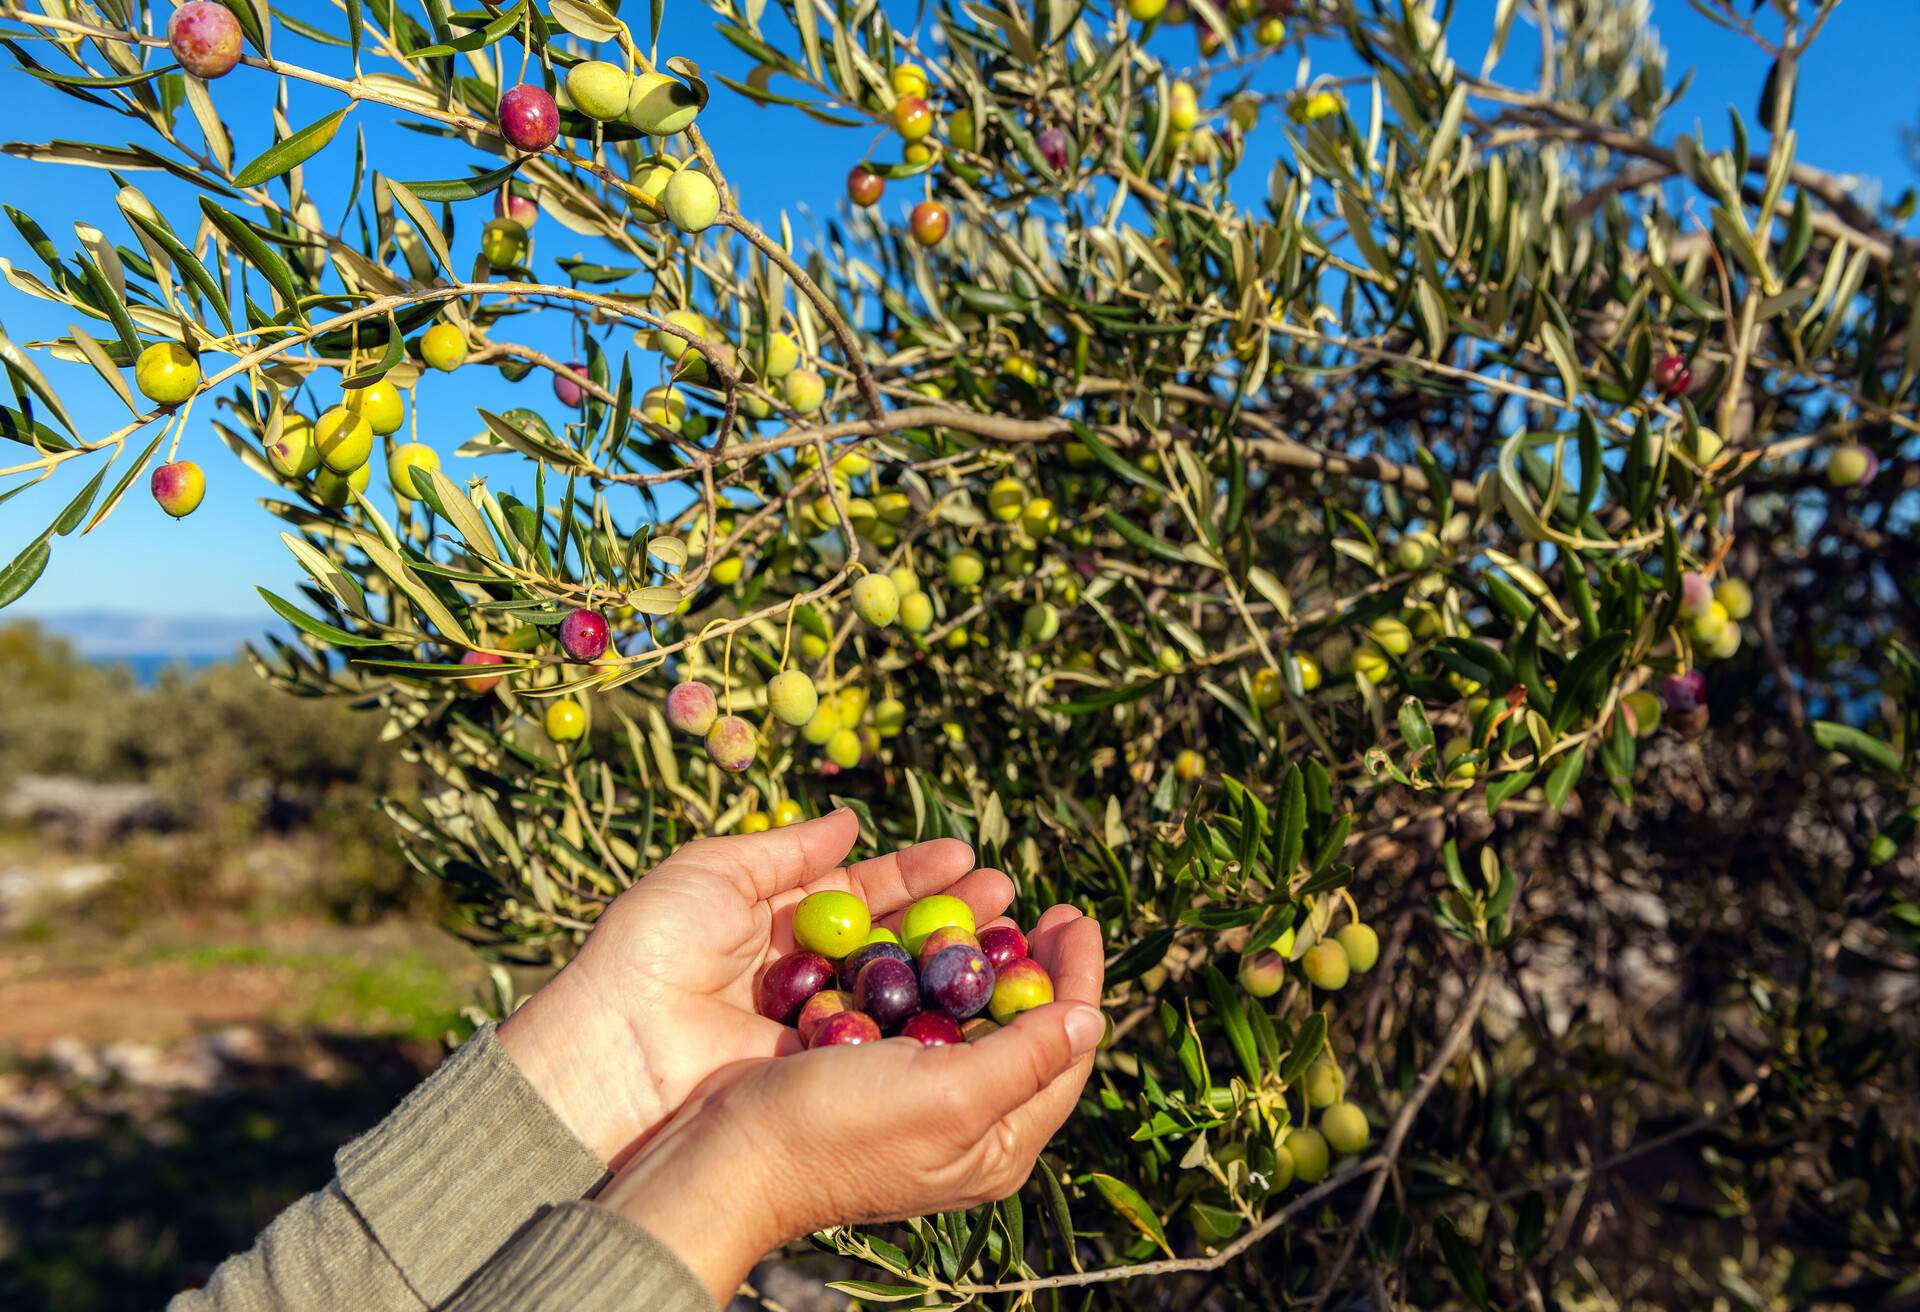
[595,1109,784,1305]
[496,964,667,1165]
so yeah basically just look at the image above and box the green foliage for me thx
[0,621,422,921]
[0,0,1916,1305]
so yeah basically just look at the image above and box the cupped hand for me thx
[594,904,1106,1303]
[498,810,1014,1163]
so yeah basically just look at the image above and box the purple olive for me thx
[1036,126,1070,172]
[499,84,560,153]
[756,951,834,1024]
[853,956,921,1031]
[921,945,995,1019]
[839,940,912,989]
[559,608,609,662]
[1658,669,1706,714]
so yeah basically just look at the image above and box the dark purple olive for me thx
[853,956,921,1031]
[921,945,995,1019]
[1658,669,1706,714]
[839,940,912,989]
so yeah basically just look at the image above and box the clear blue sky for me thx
[3,0,1916,622]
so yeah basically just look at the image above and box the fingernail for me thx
[1064,1005,1105,1057]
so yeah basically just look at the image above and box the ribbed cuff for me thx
[337,1022,609,1305]
[439,1201,718,1312]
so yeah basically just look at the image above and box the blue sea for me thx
[113,652,229,686]
[11,611,283,685]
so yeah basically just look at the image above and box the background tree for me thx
[0,0,1915,1306]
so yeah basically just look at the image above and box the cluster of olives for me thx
[1130,0,1295,57]
[757,891,1060,1048]
[655,662,906,777]
[487,61,720,234]
[1237,918,1379,1000]
[1230,922,1379,1187]
[840,63,952,248]
[1678,570,1753,664]
[631,308,828,444]
[136,337,447,519]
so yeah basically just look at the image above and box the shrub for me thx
[0,0,1915,1303]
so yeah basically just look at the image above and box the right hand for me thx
[594,904,1107,1303]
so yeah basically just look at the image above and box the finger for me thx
[770,854,1007,957]
[947,999,1105,1126]
[874,867,1015,937]
[1026,903,1083,944]
[840,838,976,916]
[673,810,860,903]
[1028,912,1105,1008]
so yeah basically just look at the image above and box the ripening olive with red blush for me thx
[900,1012,965,1046]
[916,924,981,968]
[976,924,1028,970]
[909,200,950,247]
[809,1010,882,1048]
[847,165,884,207]
[460,650,507,695]
[169,1,243,79]
[796,989,854,1044]
[756,951,835,1024]
[988,957,1054,1025]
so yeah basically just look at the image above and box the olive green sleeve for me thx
[168,1022,612,1311]
[436,1201,719,1312]
[166,1180,423,1311]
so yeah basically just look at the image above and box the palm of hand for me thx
[505,811,1012,1163]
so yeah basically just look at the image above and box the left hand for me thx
[498,811,1014,1164]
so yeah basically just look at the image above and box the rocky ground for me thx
[0,787,850,1311]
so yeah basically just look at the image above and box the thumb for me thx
[670,809,860,901]
[957,1002,1105,1124]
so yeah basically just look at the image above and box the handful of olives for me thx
[756,891,1061,1047]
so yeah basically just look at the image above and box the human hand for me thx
[593,904,1106,1303]
[498,810,1015,1163]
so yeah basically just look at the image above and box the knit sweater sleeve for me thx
[436,1200,719,1312]
[168,1021,623,1311]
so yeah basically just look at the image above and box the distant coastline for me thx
[10,611,280,685]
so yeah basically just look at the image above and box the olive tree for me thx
[0,0,1914,1304]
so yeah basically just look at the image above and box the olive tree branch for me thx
[938,960,1498,1298]
[1305,958,1498,1308]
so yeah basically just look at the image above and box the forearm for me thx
[169,1023,612,1310]
[167,1182,422,1312]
